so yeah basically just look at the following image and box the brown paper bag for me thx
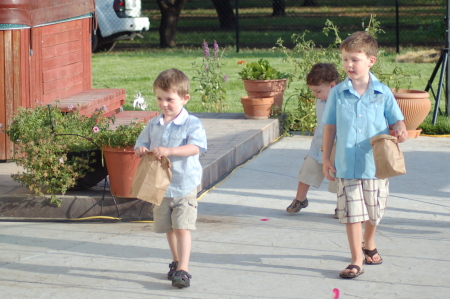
[130,152,172,205]
[370,134,406,179]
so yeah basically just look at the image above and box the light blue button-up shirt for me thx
[134,108,207,197]
[322,73,404,179]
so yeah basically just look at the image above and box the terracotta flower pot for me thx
[393,89,431,138]
[102,146,140,198]
[243,79,287,112]
[241,96,274,119]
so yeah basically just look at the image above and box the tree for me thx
[211,0,235,30]
[302,0,319,6]
[156,0,187,48]
[272,0,286,16]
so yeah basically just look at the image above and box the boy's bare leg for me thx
[342,223,364,274]
[167,231,178,262]
[295,182,310,201]
[363,221,382,263]
[174,229,191,272]
[286,182,310,213]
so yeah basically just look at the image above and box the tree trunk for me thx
[302,0,319,6]
[211,0,235,30]
[272,0,286,16]
[156,0,187,48]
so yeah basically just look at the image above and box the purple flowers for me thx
[213,40,219,59]
[195,40,227,113]
[203,39,210,59]
[93,126,100,133]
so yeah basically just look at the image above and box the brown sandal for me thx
[364,248,383,265]
[339,264,364,279]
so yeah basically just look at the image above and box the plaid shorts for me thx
[336,178,389,225]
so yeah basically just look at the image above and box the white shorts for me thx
[298,155,337,193]
[336,178,389,225]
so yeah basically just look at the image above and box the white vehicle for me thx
[93,0,150,52]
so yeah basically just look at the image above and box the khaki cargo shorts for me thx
[336,178,389,225]
[298,155,337,193]
[153,188,198,233]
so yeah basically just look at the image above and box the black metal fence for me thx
[140,0,445,50]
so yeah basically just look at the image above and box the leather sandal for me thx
[339,264,364,279]
[364,248,383,265]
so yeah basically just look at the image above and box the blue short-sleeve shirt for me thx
[322,73,404,179]
[134,108,207,197]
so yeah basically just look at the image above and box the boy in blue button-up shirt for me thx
[135,68,207,288]
[322,32,407,279]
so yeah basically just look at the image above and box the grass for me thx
[91,46,450,134]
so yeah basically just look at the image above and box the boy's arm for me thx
[322,124,336,181]
[153,144,200,160]
[391,120,408,143]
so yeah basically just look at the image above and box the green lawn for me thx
[91,47,449,134]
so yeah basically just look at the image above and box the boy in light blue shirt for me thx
[135,68,207,288]
[322,32,407,279]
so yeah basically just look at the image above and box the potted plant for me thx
[238,58,290,113]
[93,121,146,198]
[4,104,109,206]
[376,66,431,138]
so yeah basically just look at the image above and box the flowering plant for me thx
[92,121,145,149]
[5,104,110,205]
[193,40,228,113]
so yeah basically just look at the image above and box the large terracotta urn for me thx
[393,89,431,138]
[243,79,287,113]
[102,146,140,198]
[241,96,274,119]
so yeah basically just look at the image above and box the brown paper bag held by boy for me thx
[370,134,406,179]
[130,152,172,205]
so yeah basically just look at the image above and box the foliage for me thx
[192,40,228,112]
[5,105,110,206]
[281,88,317,136]
[276,15,413,134]
[419,114,450,135]
[93,121,146,149]
[238,58,290,80]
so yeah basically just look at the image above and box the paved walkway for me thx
[0,117,449,298]
[0,113,279,220]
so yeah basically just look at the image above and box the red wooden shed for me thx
[0,0,149,161]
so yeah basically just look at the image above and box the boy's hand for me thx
[135,146,149,158]
[152,147,170,160]
[391,120,408,143]
[323,159,336,181]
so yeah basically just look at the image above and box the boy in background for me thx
[322,32,407,279]
[286,63,340,217]
[135,68,207,288]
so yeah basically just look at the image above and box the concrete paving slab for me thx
[0,135,449,298]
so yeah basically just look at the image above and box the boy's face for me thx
[308,82,336,101]
[155,88,189,119]
[341,50,376,82]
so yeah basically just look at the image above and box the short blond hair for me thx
[339,31,378,58]
[153,68,190,97]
